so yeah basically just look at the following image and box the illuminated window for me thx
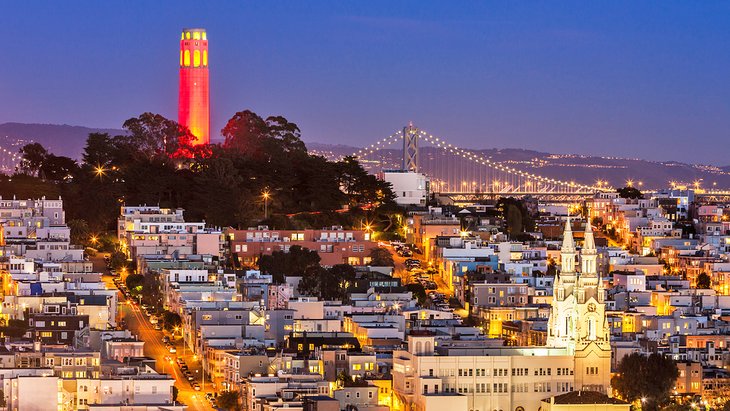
[184,50,190,67]
[203,50,208,67]
[194,50,201,67]
[180,50,183,66]
[181,32,185,40]
[185,32,191,40]
[202,32,207,40]
[193,31,201,40]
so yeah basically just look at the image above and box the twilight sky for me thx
[1,1,729,164]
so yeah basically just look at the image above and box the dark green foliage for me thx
[0,319,29,338]
[0,174,61,199]
[67,219,90,246]
[696,272,711,289]
[495,197,534,237]
[611,352,679,410]
[405,283,427,306]
[109,251,127,271]
[3,110,398,235]
[142,271,163,308]
[618,186,644,199]
[369,247,395,266]
[17,143,78,181]
[216,390,241,411]
[299,264,356,301]
[17,143,48,175]
[258,245,321,283]
[161,310,182,332]
[125,274,145,294]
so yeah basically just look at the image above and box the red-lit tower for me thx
[178,28,209,145]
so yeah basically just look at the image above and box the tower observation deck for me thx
[178,28,210,145]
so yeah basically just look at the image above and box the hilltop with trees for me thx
[3,110,400,241]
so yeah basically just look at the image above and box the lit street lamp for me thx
[262,190,270,219]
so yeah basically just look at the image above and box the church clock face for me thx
[588,303,596,312]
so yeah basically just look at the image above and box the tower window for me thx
[183,50,190,67]
[203,50,208,67]
[194,50,201,67]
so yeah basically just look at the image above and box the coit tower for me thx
[178,28,210,145]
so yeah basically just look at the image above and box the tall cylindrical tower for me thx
[178,28,210,145]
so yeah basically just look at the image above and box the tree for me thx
[405,283,427,306]
[216,390,241,411]
[299,264,357,301]
[611,352,678,410]
[18,143,49,176]
[618,186,644,199]
[109,251,127,272]
[125,274,145,294]
[0,319,29,338]
[67,219,90,246]
[369,248,395,266]
[142,271,163,308]
[123,112,196,161]
[161,310,182,332]
[336,156,396,207]
[40,154,78,181]
[696,272,711,289]
[506,204,523,237]
[257,245,321,283]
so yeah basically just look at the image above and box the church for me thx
[391,220,612,411]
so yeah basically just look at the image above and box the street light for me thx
[262,190,270,219]
[94,165,107,178]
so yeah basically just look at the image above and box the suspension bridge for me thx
[350,124,613,202]
[349,124,730,203]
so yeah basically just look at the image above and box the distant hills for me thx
[2,123,729,189]
[0,123,124,159]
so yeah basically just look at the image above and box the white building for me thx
[392,220,612,411]
[383,171,429,206]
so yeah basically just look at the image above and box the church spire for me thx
[583,220,596,253]
[581,220,598,276]
[560,217,576,275]
[561,217,575,253]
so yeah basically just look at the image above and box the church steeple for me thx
[580,221,597,276]
[560,218,577,275]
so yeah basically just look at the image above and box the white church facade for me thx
[392,220,612,411]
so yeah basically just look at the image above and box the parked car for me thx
[149,316,158,324]
[176,358,185,366]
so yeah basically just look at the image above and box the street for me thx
[93,251,215,411]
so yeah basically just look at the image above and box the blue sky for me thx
[1,1,729,164]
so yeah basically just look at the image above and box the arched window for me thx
[193,50,201,67]
[179,50,183,67]
[183,50,190,67]
[193,31,200,40]
[588,318,596,340]
[203,50,208,67]
[185,32,191,40]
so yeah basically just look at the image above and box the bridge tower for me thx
[402,122,419,172]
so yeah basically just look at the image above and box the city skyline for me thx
[2,1,730,164]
